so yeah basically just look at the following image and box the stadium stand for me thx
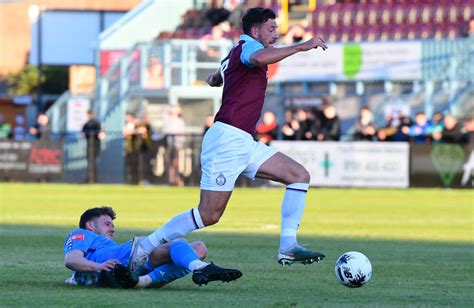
[158,1,473,42]
[32,0,471,185]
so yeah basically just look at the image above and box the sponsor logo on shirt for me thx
[72,234,84,241]
[65,233,85,252]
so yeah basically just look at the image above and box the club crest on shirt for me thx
[216,173,226,186]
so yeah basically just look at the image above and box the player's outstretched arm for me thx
[65,250,120,272]
[250,37,327,66]
[206,70,223,87]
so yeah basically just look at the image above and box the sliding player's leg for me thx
[133,239,241,288]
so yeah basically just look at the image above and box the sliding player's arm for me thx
[250,37,327,66]
[64,250,120,272]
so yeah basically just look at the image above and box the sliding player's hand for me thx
[97,259,121,272]
[299,37,327,51]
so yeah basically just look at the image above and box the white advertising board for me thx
[271,141,409,188]
[270,41,421,82]
[66,97,90,132]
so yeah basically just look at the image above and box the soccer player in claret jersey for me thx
[130,7,328,271]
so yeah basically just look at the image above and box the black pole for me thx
[37,9,43,113]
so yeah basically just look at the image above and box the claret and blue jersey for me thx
[214,34,268,135]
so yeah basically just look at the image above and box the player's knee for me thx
[288,166,310,184]
[191,241,208,260]
[300,168,311,183]
[198,204,224,226]
[200,210,222,226]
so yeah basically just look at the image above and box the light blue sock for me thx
[169,239,207,271]
[280,183,309,251]
[148,263,190,287]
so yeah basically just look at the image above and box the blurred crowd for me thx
[254,105,474,145]
[0,112,50,141]
[1,106,472,147]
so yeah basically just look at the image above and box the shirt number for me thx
[220,59,229,85]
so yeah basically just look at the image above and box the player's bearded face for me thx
[89,215,115,239]
[256,19,279,48]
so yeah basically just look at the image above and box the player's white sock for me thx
[141,208,205,253]
[188,260,208,271]
[134,275,153,289]
[279,183,309,251]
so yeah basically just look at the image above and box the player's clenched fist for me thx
[206,71,223,87]
[298,37,328,52]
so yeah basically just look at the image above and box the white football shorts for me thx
[200,121,278,191]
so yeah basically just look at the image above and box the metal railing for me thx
[42,37,473,181]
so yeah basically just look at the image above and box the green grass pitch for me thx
[0,183,472,306]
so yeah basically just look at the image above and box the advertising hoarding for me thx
[271,141,410,188]
[0,141,63,179]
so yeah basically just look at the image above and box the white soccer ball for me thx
[335,251,372,288]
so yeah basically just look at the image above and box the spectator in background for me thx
[0,113,12,140]
[316,104,340,141]
[427,112,444,143]
[13,114,26,141]
[280,110,300,140]
[378,112,412,142]
[123,114,139,184]
[353,107,376,141]
[29,113,50,140]
[162,106,186,187]
[431,112,444,129]
[377,114,397,142]
[433,114,466,144]
[281,25,310,45]
[295,109,314,140]
[227,0,249,29]
[394,112,413,142]
[200,21,232,59]
[82,110,106,183]
[256,111,278,145]
[306,109,320,140]
[205,7,230,26]
[123,114,153,185]
[136,116,153,185]
[408,112,431,144]
[461,18,474,37]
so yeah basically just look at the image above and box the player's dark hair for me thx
[242,7,276,36]
[79,206,116,229]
